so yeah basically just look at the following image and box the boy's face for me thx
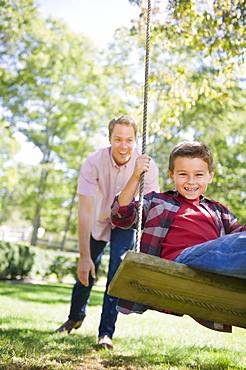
[168,156,214,200]
[109,123,136,166]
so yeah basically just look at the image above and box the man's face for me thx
[109,123,136,166]
[168,156,214,199]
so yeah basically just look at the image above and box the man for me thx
[55,115,159,349]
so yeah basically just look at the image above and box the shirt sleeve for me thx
[77,156,98,196]
[143,158,159,195]
[111,196,138,229]
[224,208,246,233]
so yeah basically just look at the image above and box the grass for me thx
[0,280,246,370]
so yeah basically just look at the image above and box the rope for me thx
[131,281,246,318]
[135,0,151,253]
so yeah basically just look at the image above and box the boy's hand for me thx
[118,154,151,206]
[133,154,151,180]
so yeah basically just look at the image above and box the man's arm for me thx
[77,194,95,286]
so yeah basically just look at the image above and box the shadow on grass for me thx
[0,327,96,352]
[0,328,243,370]
[0,282,244,369]
[100,350,242,370]
[0,281,104,306]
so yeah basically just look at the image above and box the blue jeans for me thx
[173,231,246,279]
[68,227,136,338]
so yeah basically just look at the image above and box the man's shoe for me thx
[97,335,114,350]
[54,319,84,334]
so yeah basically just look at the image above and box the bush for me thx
[30,247,56,278]
[0,240,109,282]
[0,241,9,274]
[45,254,79,282]
[46,253,109,282]
[0,241,35,279]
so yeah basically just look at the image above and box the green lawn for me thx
[0,280,245,369]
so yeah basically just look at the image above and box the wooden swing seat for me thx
[108,250,246,329]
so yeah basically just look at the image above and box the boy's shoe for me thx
[54,319,84,334]
[97,335,114,350]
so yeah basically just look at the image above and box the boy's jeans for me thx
[173,231,246,279]
[68,227,136,339]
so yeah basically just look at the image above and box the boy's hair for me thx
[168,141,214,173]
[108,115,137,138]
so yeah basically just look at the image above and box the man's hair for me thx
[168,141,214,173]
[108,115,137,138]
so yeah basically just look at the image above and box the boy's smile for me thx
[168,157,215,199]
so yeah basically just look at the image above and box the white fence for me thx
[0,225,33,243]
[37,233,79,251]
[0,225,79,251]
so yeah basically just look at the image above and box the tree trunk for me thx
[30,205,40,246]
[60,183,77,251]
[30,167,48,246]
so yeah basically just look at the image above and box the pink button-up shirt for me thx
[77,146,159,242]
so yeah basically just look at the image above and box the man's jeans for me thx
[68,227,136,338]
[174,231,246,279]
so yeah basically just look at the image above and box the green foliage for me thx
[0,241,9,274]
[123,1,246,226]
[0,241,109,282]
[46,253,109,282]
[0,0,143,242]
[45,254,78,281]
[29,246,55,278]
[0,241,35,279]
[0,241,66,280]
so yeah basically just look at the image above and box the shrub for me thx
[45,254,78,281]
[0,241,35,279]
[0,241,10,275]
[0,241,109,283]
[30,247,56,278]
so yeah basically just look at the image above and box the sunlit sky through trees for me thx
[15,0,140,164]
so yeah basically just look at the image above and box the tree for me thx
[0,0,146,245]
[126,0,246,223]
[126,0,245,123]
[1,1,113,244]
[0,120,21,223]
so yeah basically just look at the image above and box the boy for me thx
[111,141,246,326]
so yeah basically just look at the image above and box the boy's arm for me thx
[118,154,152,206]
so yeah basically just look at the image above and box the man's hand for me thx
[77,256,96,287]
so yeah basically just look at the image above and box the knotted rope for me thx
[131,281,246,318]
[135,0,151,253]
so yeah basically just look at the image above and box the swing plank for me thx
[108,251,246,329]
